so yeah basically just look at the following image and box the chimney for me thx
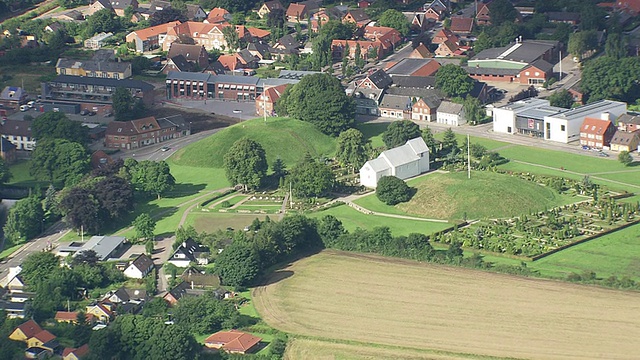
[191,281,194,289]
[601,113,610,121]
[182,242,187,248]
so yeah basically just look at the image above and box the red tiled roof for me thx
[129,21,181,41]
[204,330,262,353]
[16,320,43,339]
[55,311,79,322]
[33,329,57,344]
[582,117,612,135]
[450,17,473,33]
[257,84,289,103]
[62,344,90,358]
[247,27,271,38]
[286,3,306,17]
[218,54,241,70]
[207,7,229,22]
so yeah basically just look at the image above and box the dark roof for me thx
[0,119,32,137]
[611,129,640,145]
[167,43,206,62]
[617,113,640,125]
[166,281,191,301]
[237,49,258,63]
[386,58,439,76]
[472,40,559,64]
[247,41,273,56]
[56,59,131,73]
[1,137,16,152]
[469,81,488,100]
[366,69,392,89]
[93,0,112,9]
[546,11,580,22]
[166,71,212,82]
[156,114,188,131]
[438,100,464,115]
[130,253,154,273]
[149,0,171,11]
[525,59,554,73]
[379,93,413,110]
[167,55,195,72]
[170,238,210,263]
[346,9,369,22]
[390,75,436,89]
[276,34,301,51]
[213,74,260,85]
[110,0,136,9]
[463,66,520,76]
[0,86,27,101]
[386,87,442,108]
[51,75,154,92]
[185,4,205,18]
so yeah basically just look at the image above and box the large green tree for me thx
[223,138,268,190]
[30,139,89,186]
[488,0,518,26]
[0,157,10,185]
[126,160,175,199]
[377,9,410,36]
[215,242,260,287]
[282,73,355,136]
[382,120,421,148]
[19,251,59,286]
[59,187,103,233]
[3,195,45,246]
[376,176,413,205]
[336,129,370,171]
[32,111,89,145]
[435,64,474,98]
[548,89,574,109]
[581,56,640,103]
[133,213,156,241]
[568,30,598,61]
[287,155,334,198]
[112,87,144,121]
[463,96,485,125]
[604,33,628,59]
[172,295,239,333]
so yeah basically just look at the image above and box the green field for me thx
[171,117,337,168]
[184,212,267,233]
[6,160,48,188]
[355,171,577,220]
[355,122,388,149]
[307,204,451,236]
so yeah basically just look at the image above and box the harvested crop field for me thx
[253,251,640,359]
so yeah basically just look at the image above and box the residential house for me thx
[476,2,491,25]
[378,94,412,119]
[352,88,383,116]
[360,137,430,188]
[185,4,207,21]
[579,115,616,149]
[423,0,448,20]
[449,17,473,36]
[85,303,113,323]
[56,236,127,261]
[204,330,262,354]
[0,300,27,318]
[168,238,210,267]
[181,267,221,288]
[0,119,35,151]
[546,11,580,25]
[437,101,465,126]
[51,9,84,22]
[125,20,181,52]
[432,28,458,45]
[258,0,283,18]
[412,96,441,121]
[358,0,373,8]
[408,43,433,58]
[90,150,113,169]
[0,137,17,164]
[256,84,289,116]
[610,130,640,152]
[54,311,96,325]
[310,9,331,32]
[84,32,113,50]
[44,22,64,33]
[247,41,273,60]
[272,34,301,58]
[163,281,192,305]
[102,287,148,304]
[343,9,370,27]
[9,319,42,342]
[162,54,197,73]
[408,12,430,32]
[0,86,28,107]
[205,7,231,24]
[568,81,584,105]
[62,344,90,360]
[0,267,24,290]
[616,113,640,132]
[42,75,155,106]
[86,0,112,16]
[26,330,58,353]
[359,69,393,90]
[470,80,490,104]
[363,25,401,47]
[286,3,308,21]
[56,58,132,79]
[435,39,461,57]
[110,0,138,16]
[105,114,190,149]
[167,43,209,69]
[237,49,260,68]
[123,253,155,279]
[148,0,172,12]
[518,59,554,86]
[389,75,436,89]
[385,58,440,77]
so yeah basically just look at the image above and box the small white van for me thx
[20,105,29,112]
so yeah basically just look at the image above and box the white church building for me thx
[359,137,430,188]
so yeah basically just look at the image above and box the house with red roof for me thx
[62,344,90,360]
[580,116,616,149]
[86,303,113,323]
[204,330,262,354]
[126,20,181,53]
[286,3,308,21]
[614,0,640,15]
[256,84,290,117]
[450,17,473,35]
[476,2,492,25]
[343,9,371,27]
[257,0,283,18]
[432,28,458,45]
[205,7,231,24]
[409,43,433,58]
[435,39,460,57]
[27,329,58,350]
[9,319,43,342]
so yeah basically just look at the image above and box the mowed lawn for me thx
[530,223,640,281]
[355,171,577,220]
[183,212,267,233]
[307,204,451,236]
[254,251,640,360]
[171,117,336,168]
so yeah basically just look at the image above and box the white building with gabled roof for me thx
[359,137,430,188]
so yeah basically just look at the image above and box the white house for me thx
[168,239,210,267]
[542,100,627,143]
[437,101,465,126]
[360,137,430,188]
[123,253,155,279]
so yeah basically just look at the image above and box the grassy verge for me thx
[0,244,22,260]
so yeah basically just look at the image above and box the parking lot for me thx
[164,99,257,120]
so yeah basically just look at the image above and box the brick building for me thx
[105,115,190,150]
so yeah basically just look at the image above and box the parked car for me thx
[161,146,170,152]
[582,145,590,150]
[19,105,29,112]
[598,152,609,157]
[80,109,88,115]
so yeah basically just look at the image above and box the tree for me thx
[3,195,45,246]
[31,139,89,186]
[568,30,598,61]
[311,34,332,70]
[271,157,287,185]
[84,8,121,36]
[93,176,134,219]
[215,242,260,287]
[376,176,413,205]
[319,20,355,41]
[19,252,59,286]
[0,156,9,185]
[581,56,640,103]
[377,9,410,36]
[488,0,518,26]
[618,151,633,166]
[605,32,627,59]
[354,43,365,69]
[59,187,103,233]
[382,120,421,148]
[266,8,285,29]
[223,138,268,190]
[145,239,154,255]
[72,250,99,266]
[336,129,369,171]
[283,73,356,136]
[548,89,574,108]
[317,215,346,246]
[470,143,487,159]
[463,96,484,125]
[127,160,175,199]
[441,128,458,154]
[421,127,438,155]
[221,25,241,51]
[112,87,142,121]
[32,112,89,145]
[287,155,334,198]
[149,8,187,26]
[134,213,156,241]
[435,64,474,98]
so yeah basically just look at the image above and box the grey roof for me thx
[381,137,428,167]
[278,69,321,80]
[386,58,438,76]
[56,58,131,73]
[0,86,27,101]
[258,78,300,87]
[110,0,136,9]
[463,66,520,76]
[167,43,206,62]
[1,137,16,152]
[379,94,412,110]
[247,41,273,55]
[156,114,188,131]
[407,137,429,153]
[366,157,390,172]
[51,75,153,92]
[213,74,261,85]
[391,75,436,89]
[170,239,209,263]
[526,59,554,73]
[517,105,564,119]
[438,101,463,115]
[0,300,26,311]
[469,81,487,100]
[551,100,627,121]
[92,49,116,62]
[0,120,32,137]
[386,86,443,99]
[166,71,212,82]
[58,236,126,261]
[276,34,300,51]
[149,0,171,11]
[500,98,550,112]
[167,55,195,72]
[129,253,154,273]
[611,129,639,145]
[346,9,369,22]
[617,114,640,125]
[472,40,559,64]
[185,4,205,18]
[546,12,580,22]
[365,69,392,89]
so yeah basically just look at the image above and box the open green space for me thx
[356,171,577,220]
[0,65,56,93]
[184,212,268,233]
[211,194,248,210]
[355,122,388,149]
[498,146,624,174]
[307,204,451,236]
[434,132,510,151]
[171,117,337,168]
[6,160,48,188]
[529,223,640,281]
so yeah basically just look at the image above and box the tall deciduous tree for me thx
[0,157,11,184]
[133,213,156,241]
[488,0,518,26]
[382,120,421,148]
[94,176,134,219]
[286,155,334,198]
[618,151,633,166]
[59,187,103,233]
[441,128,458,155]
[421,127,438,155]
[223,138,268,190]
[377,9,410,36]
[112,87,144,121]
[435,64,474,98]
[127,160,175,199]
[32,112,89,145]
[282,73,355,136]
[221,25,241,51]
[150,8,187,26]
[376,176,413,205]
[31,139,89,186]
[604,33,627,59]
[215,242,260,287]
[354,43,365,68]
[581,56,640,103]
[19,252,59,286]
[568,30,598,61]
[463,96,484,125]
[336,129,370,171]
[3,195,45,246]
[548,89,574,109]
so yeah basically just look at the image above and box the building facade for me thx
[105,115,190,150]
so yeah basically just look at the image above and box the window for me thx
[561,125,566,131]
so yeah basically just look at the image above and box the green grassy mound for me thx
[356,171,577,220]
[172,117,336,168]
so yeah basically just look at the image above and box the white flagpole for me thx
[467,134,471,179]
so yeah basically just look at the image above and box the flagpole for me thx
[467,134,471,179]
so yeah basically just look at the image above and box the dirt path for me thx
[254,250,640,360]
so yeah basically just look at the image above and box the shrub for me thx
[220,200,231,208]
[376,176,413,205]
